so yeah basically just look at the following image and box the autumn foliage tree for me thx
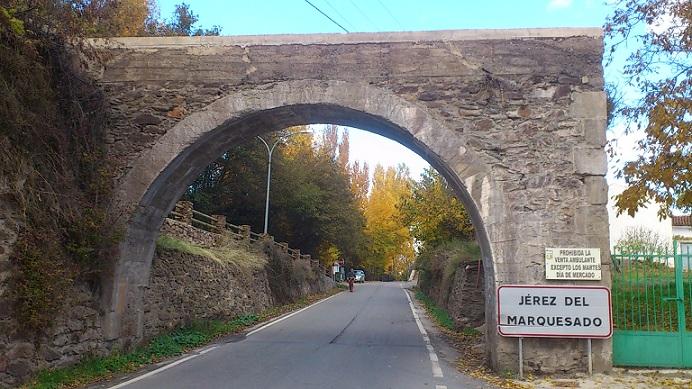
[605,0,691,217]
[399,168,475,251]
[362,164,415,277]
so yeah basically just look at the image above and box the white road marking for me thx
[401,284,444,379]
[432,360,444,377]
[106,353,201,389]
[108,292,341,388]
[436,385,448,389]
[198,345,218,355]
[246,292,340,336]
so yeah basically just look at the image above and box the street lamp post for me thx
[257,131,310,235]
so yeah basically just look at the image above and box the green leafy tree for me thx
[399,168,475,251]
[184,127,366,268]
[605,0,691,217]
[157,2,221,36]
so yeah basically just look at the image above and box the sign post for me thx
[587,338,592,375]
[497,285,612,338]
[518,337,524,379]
[497,285,611,377]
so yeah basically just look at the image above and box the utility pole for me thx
[257,131,311,235]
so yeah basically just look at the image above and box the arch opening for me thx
[106,81,499,367]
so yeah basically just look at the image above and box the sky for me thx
[155,0,621,180]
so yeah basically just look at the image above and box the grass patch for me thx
[24,287,343,389]
[414,289,456,331]
[611,259,692,331]
[156,234,266,269]
[24,315,259,389]
[413,288,481,336]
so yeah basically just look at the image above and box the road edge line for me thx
[106,291,342,388]
[402,284,445,379]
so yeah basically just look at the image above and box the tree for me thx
[399,168,475,250]
[350,160,370,209]
[159,2,221,36]
[605,0,691,217]
[363,164,414,277]
[337,129,350,171]
[614,225,671,254]
[184,127,367,268]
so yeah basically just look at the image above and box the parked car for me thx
[354,269,365,283]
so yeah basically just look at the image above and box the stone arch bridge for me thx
[90,28,610,372]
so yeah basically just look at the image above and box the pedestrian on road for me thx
[346,269,355,292]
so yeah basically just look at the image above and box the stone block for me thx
[7,360,31,380]
[581,118,607,146]
[41,346,62,362]
[574,205,609,237]
[133,113,162,126]
[573,147,607,175]
[584,176,608,205]
[569,91,606,119]
[7,342,34,359]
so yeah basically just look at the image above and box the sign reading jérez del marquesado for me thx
[545,247,601,280]
[497,285,612,338]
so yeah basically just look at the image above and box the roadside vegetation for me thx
[23,288,341,389]
[1,0,221,336]
[156,234,266,268]
[414,289,456,331]
[412,288,525,389]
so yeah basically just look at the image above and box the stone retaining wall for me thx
[0,282,107,387]
[419,256,486,330]
[0,220,331,388]
[143,247,274,338]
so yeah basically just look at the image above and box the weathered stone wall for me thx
[1,180,101,388]
[419,255,485,330]
[447,261,485,329]
[0,215,331,387]
[0,283,107,388]
[146,217,335,337]
[142,247,273,339]
[160,218,219,247]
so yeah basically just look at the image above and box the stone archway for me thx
[105,79,501,361]
[93,29,611,373]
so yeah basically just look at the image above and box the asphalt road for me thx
[107,282,489,389]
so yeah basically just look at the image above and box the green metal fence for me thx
[611,241,692,367]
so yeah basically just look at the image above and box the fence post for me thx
[292,249,300,260]
[279,242,289,253]
[211,214,226,233]
[175,201,193,224]
[239,225,251,242]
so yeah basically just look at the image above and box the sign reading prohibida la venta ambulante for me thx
[497,285,612,338]
[545,247,601,280]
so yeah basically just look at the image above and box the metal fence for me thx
[167,201,324,273]
[611,241,692,367]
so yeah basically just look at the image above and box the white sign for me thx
[545,248,601,280]
[497,285,612,338]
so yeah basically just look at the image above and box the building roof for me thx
[672,215,692,226]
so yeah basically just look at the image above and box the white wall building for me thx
[608,182,691,251]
